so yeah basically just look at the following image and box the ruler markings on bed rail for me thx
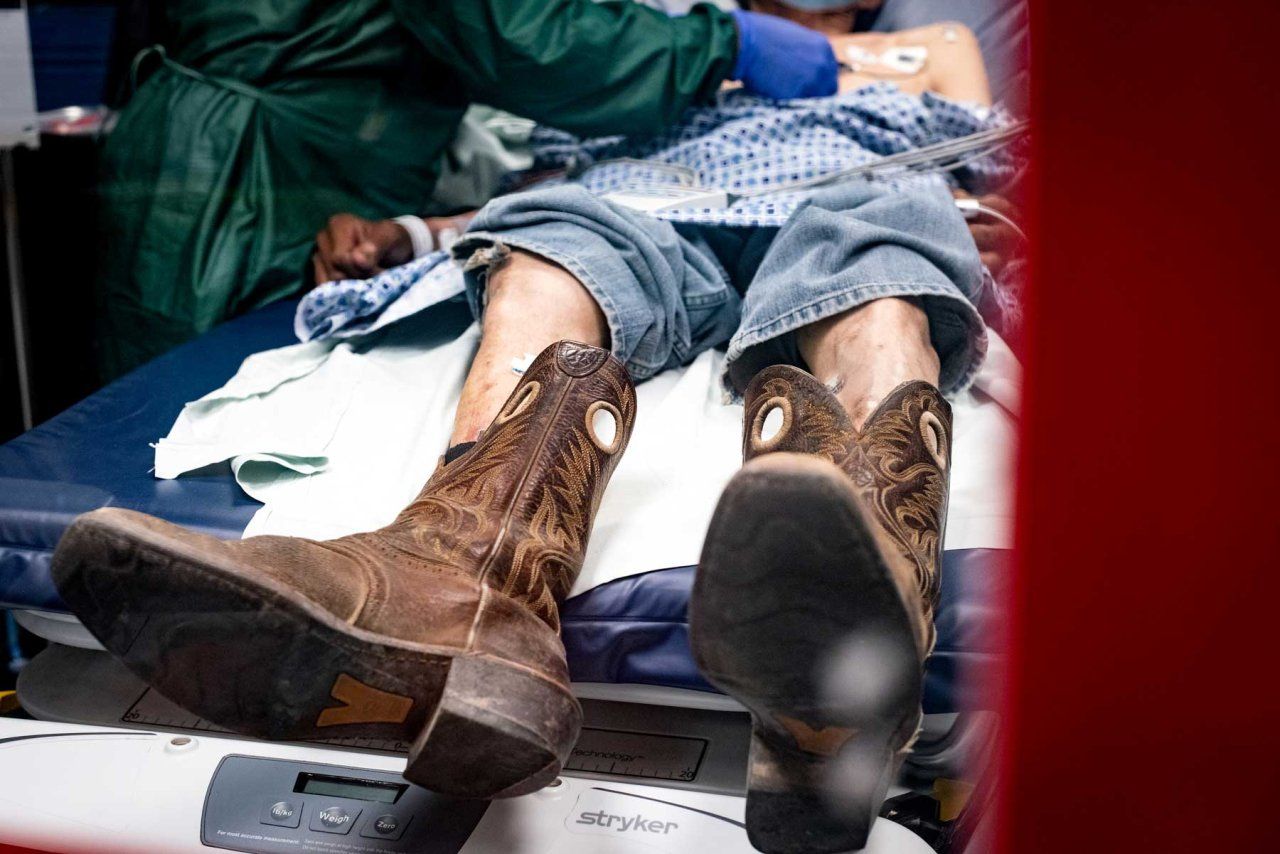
[125,691,709,779]
[565,727,707,782]
[121,688,413,752]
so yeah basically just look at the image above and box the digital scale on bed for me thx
[0,643,939,853]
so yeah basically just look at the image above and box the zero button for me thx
[359,812,410,841]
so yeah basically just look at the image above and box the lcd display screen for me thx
[294,773,407,804]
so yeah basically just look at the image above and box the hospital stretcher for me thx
[4,1,1028,847]
[0,298,1007,853]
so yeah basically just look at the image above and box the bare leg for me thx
[450,250,608,445]
[796,297,940,430]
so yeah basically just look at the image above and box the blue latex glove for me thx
[731,9,838,100]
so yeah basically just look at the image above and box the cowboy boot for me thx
[691,365,950,854]
[52,340,635,799]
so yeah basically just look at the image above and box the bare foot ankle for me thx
[797,298,941,430]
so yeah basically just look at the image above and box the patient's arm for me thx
[311,211,477,284]
[831,23,991,105]
[312,214,411,285]
[744,2,990,104]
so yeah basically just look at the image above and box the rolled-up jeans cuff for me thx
[723,282,989,399]
[452,230,663,382]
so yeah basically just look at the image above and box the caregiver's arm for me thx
[390,0,835,139]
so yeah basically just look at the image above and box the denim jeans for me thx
[453,181,987,395]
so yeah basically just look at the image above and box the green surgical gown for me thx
[97,0,737,377]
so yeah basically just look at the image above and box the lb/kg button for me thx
[259,799,301,828]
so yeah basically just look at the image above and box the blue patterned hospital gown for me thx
[299,84,1022,342]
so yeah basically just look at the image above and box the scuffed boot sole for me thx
[51,511,580,799]
[691,454,923,854]
[407,653,576,798]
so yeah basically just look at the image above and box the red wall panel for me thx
[1002,2,1280,851]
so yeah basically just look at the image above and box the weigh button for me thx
[260,799,302,828]
[360,812,410,841]
[309,805,361,835]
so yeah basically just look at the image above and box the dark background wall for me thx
[1,1,142,444]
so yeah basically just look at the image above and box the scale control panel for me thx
[202,755,488,854]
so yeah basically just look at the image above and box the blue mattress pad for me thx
[0,300,1007,712]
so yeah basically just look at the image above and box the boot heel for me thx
[405,654,582,799]
[745,728,897,854]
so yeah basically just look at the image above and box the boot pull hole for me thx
[920,411,948,469]
[586,401,623,453]
[751,397,792,451]
[761,406,786,442]
[497,380,540,424]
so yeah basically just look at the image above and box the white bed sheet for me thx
[154,305,1018,597]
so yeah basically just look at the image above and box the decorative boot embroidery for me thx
[741,366,951,618]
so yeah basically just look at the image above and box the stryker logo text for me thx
[576,810,679,834]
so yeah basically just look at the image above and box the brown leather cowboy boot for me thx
[52,340,635,799]
[691,365,951,854]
